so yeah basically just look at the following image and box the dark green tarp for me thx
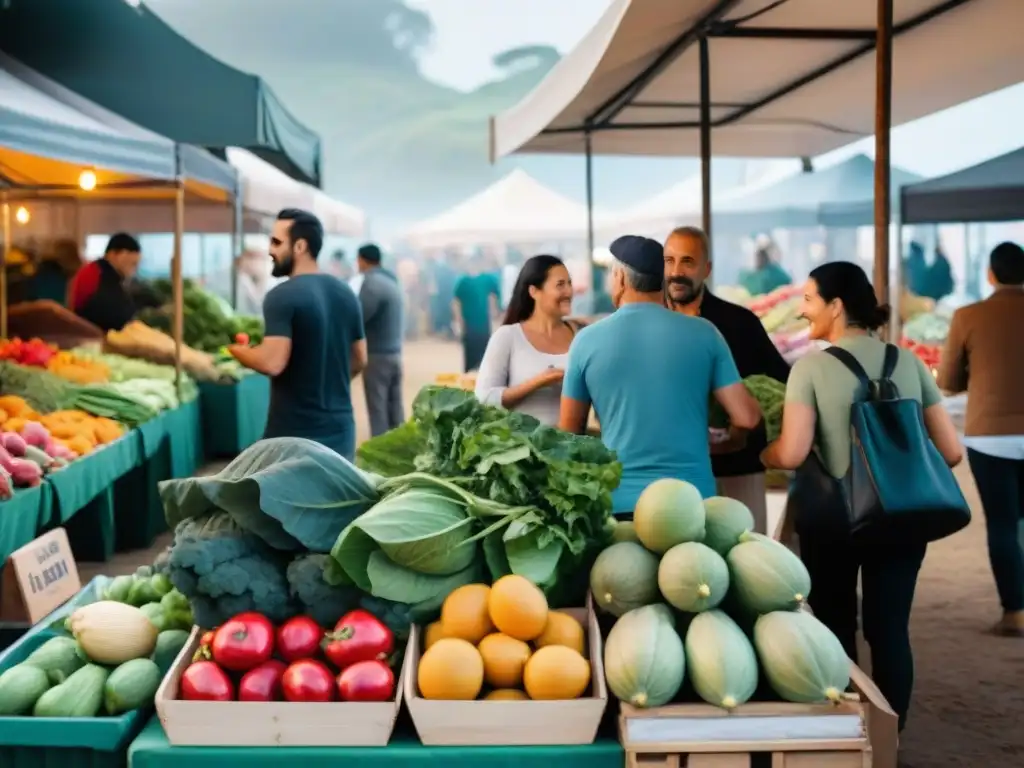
[0,0,321,187]
[716,154,922,233]
[900,146,1024,224]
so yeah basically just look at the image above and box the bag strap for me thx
[881,343,899,379]
[825,346,871,401]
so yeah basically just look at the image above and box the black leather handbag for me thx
[791,344,970,545]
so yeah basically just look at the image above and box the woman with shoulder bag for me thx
[760,261,962,732]
[474,255,578,426]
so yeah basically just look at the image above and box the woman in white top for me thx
[475,255,576,425]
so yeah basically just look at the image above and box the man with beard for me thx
[229,209,367,460]
[559,235,761,517]
[664,226,790,532]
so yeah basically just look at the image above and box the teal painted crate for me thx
[0,589,149,768]
[0,575,109,652]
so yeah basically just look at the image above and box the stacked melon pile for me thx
[591,478,850,711]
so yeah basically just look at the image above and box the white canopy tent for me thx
[491,0,1023,160]
[404,169,591,248]
[226,148,365,237]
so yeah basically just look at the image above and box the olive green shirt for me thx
[786,335,943,478]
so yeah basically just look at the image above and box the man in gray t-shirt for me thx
[357,244,406,436]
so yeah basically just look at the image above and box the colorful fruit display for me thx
[593,480,851,711]
[417,576,592,702]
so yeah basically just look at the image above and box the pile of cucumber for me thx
[0,568,194,718]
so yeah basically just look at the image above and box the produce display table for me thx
[129,716,624,768]
[199,374,269,458]
[0,483,50,565]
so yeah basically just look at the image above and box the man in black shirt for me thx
[664,226,790,532]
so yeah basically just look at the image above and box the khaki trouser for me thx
[715,472,768,534]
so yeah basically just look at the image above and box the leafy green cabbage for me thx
[160,437,381,553]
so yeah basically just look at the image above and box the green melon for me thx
[658,542,730,613]
[633,479,705,553]
[726,532,811,614]
[685,610,758,709]
[589,542,660,617]
[603,604,684,708]
[754,611,851,704]
[702,496,756,556]
[611,520,641,544]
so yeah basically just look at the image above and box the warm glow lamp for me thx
[14,206,30,225]
[78,170,97,191]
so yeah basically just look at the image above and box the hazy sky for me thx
[407,0,610,90]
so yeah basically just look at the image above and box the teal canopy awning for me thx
[0,52,237,196]
[900,147,1024,224]
[716,155,922,233]
[0,0,321,188]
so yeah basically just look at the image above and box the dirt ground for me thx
[82,339,1023,767]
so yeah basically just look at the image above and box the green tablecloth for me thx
[164,397,203,478]
[200,375,269,458]
[49,434,139,563]
[129,717,623,768]
[0,483,50,564]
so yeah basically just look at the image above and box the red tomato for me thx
[282,659,336,702]
[323,610,394,671]
[238,659,288,702]
[180,661,234,701]
[235,332,250,345]
[276,616,323,663]
[336,660,395,702]
[212,613,275,672]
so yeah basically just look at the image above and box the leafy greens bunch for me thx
[335,386,622,609]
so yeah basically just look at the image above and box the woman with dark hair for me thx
[474,254,576,425]
[760,261,962,733]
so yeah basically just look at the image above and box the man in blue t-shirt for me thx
[558,235,762,516]
[228,209,368,461]
[453,255,501,372]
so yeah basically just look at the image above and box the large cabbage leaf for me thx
[160,437,380,552]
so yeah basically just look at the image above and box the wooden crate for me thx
[619,665,897,768]
[405,604,607,746]
[155,626,407,747]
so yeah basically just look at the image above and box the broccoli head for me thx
[167,512,297,628]
[286,554,363,628]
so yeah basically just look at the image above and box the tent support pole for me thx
[230,193,242,310]
[172,179,185,393]
[0,191,9,339]
[699,35,712,246]
[873,0,894,339]
[585,130,603,305]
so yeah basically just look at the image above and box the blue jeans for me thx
[967,448,1024,612]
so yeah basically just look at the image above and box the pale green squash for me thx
[603,604,684,708]
[633,479,705,553]
[590,541,660,617]
[702,496,755,556]
[726,532,811,613]
[754,611,851,704]
[685,610,758,709]
[658,542,730,613]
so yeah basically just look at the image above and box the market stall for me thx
[403,169,590,249]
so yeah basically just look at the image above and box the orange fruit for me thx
[418,638,484,700]
[534,611,586,655]
[523,645,590,700]
[484,688,529,701]
[478,632,532,689]
[424,621,448,650]
[488,575,548,641]
[440,584,494,644]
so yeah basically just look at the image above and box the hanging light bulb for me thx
[78,170,97,191]
[14,206,30,225]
